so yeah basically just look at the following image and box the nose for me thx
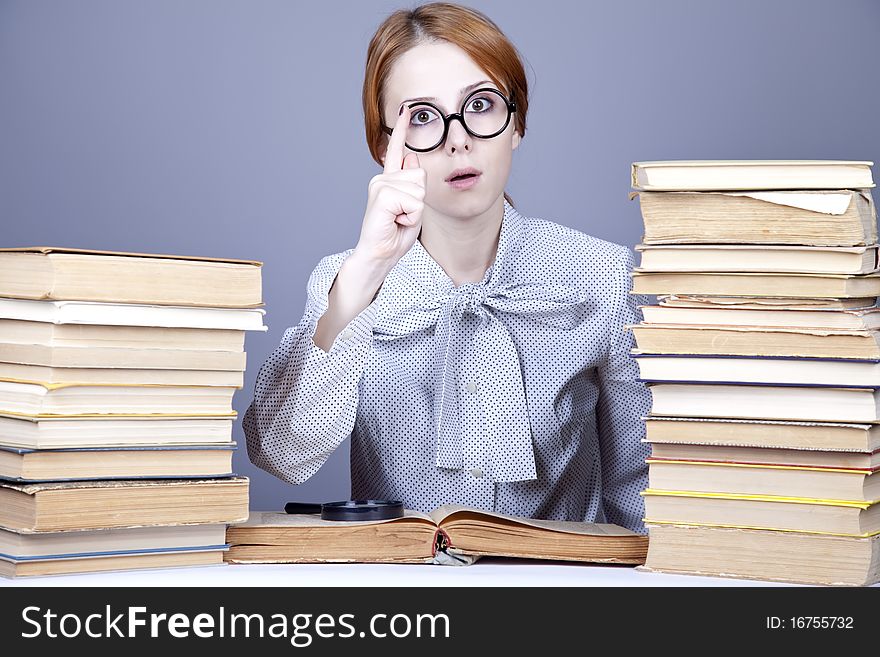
[443,116,472,155]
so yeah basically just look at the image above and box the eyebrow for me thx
[401,80,495,106]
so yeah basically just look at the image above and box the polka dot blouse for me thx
[243,200,653,533]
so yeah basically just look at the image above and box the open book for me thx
[225,504,648,566]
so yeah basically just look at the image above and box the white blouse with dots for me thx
[243,200,653,533]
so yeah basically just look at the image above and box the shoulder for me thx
[523,215,633,263]
[515,210,635,294]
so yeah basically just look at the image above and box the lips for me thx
[445,167,482,182]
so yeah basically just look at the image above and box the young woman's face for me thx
[381,41,521,219]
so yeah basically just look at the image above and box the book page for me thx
[719,191,855,215]
[235,509,436,528]
[636,244,871,253]
[429,504,639,536]
[2,475,248,494]
[644,415,874,428]
[628,322,876,337]
[0,246,262,266]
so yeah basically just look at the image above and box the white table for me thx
[0,558,812,587]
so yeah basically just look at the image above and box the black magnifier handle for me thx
[284,500,404,521]
[284,502,323,514]
[320,500,404,521]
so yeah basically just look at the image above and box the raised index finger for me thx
[383,104,410,175]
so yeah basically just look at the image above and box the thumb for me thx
[403,152,420,169]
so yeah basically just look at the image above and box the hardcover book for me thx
[0,247,263,307]
[646,459,879,502]
[632,353,880,387]
[225,505,648,566]
[0,476,249,532]
[641,489,879,537]
[645,381,880,423]
[640,523,879,586]
[0,443,236,481]
[633,189,876,246]
[0,414,234,449]
[630,270,880,298]
[640,302,880,329]
[635,243,879,274]
[0,298,267,330]
[629,323,880,359]
[0,380,238,416]
[0,547,226,578]
[643,415,880,452]
[0,523,229,578]
[630,160,875,191]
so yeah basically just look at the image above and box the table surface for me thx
[0,557,840,587]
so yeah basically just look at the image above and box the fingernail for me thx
[398,105,404,116]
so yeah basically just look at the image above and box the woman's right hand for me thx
[353,105,427,273]
[312,107,425,351]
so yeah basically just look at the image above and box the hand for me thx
[353,105,427,272]
[313,107,426,351]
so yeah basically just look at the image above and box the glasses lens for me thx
[405,103,445,151]
[462,89,510,138]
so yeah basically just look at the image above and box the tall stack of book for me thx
[627,161,880,586]
[0,247,259,577]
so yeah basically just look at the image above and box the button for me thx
[469,468,483,478]
[466,381,477,393]
[339,328,354,341]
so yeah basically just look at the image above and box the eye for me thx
[409,105,439,127]
[465,95,495,113]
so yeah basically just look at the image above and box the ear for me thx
[512,130,522,151]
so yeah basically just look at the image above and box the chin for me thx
[434,190,499,219]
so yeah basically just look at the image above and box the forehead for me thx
[385,41,492,107]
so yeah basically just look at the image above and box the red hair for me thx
[362,2,528,206]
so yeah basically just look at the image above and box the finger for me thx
[383,104,410,175]
[395,203,423,226]
[375,180,426,200]
[402,152,420,170]
[382,190,423,225]
[382,167,427,186]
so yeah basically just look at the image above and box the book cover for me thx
[631,160,875,191]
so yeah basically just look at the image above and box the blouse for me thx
[242,199,653,533]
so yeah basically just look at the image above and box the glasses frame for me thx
[382,87,517,153]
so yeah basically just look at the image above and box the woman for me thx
[243,2,652,533]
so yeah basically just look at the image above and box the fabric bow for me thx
[374,270,587,483]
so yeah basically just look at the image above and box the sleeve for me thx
[241,248,380,485]
[594,244,653,534]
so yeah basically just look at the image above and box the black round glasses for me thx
[382,87,517,153]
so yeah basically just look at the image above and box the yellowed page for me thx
[235,509,435,529]
[429,503,639,536]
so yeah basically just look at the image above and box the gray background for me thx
[2,0,878,511]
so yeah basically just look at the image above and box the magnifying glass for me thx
[284,499,404,521]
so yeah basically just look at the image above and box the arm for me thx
[242,249,381,485]
[313,249,390,351]
[245,105,425,485]
[594,245,653,534]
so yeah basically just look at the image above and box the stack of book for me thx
[0,247,259,577]
[627,161,880,586]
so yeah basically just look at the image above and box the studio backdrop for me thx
[2,0,878,510]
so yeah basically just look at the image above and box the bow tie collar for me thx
[373,202,587,483]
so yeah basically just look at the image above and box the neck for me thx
[418,196,506,287]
